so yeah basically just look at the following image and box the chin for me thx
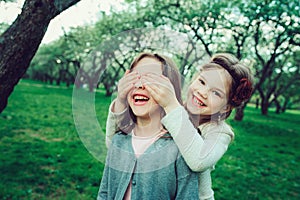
[186,102,200,115]
[131,109,149,117]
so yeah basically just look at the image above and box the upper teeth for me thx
[134,95,149,100]
[194,97,204,106]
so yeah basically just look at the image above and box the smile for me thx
[192,96,206,107]
[132,94,149,105]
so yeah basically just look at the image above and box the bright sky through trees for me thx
[0,0,125,43]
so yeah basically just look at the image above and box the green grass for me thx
[0,80,299,199]
[213,107,300,199]
[0,80,109,199]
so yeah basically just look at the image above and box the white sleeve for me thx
[198,169,214,200]
[105,102,118,148]
[161,106,233,172]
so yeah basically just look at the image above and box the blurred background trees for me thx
[1,0,299,118]
[0,0,82,113]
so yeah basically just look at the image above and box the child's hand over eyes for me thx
[142,73,181,113]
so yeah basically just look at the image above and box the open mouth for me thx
[192,96,206,107]
[133,94,150,103]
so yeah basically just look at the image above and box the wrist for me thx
[164,101,181,114]
[113,97,127,113]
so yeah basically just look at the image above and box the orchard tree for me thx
[244,0,300,115]
[0,0,82,113]
[270,51,300,113]
[146,0,300,118]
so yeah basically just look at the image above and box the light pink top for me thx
[123,130,166,200]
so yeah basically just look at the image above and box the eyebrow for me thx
[199,74,226,96]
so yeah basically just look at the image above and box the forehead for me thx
[132,57,162,75]
[199,68,232,92]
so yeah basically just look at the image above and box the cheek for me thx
[186,87,193,100]
[187,83,196,95]
[210,98,227,111]
[127,91,133,103]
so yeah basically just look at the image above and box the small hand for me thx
[142,73,181,113]
[114,70,139,112]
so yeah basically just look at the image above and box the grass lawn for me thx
[0,79,299,199]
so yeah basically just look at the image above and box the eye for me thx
[212,90,222,97]
[198,78,205,85]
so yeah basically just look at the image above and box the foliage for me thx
[28,0,300,116]
[236,0,300,115]
[30,13,207,94]
[0,80,299,199]
[0,0,82,113]
[0,23,9,35]
[0,0,15,2]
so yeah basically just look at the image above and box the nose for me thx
[134,79,144,89]
[198,86,208,98]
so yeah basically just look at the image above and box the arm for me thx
[105,100,133,148]
[161,106,233,172]
[105,70,138,148]
[143,74,233,171]
[198,170,214,200]
[105,101,119,148]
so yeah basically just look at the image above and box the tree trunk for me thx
[281,98,289,113]
[261,99,269,115]
[0,0,81,113]
[255,98,259,109]
[234,102,246,121]
[274,99,281,114]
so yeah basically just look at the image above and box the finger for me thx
[142,74,165,84]
[145,73,171,84]
[144,81,160,92]
[144,83,162,101]
[141,76,157,85]
[160,74,173,83]
[145,72,172,81]
[118,76,136,94]
[123,71,139,80]
[125,69,130,75]
[142,75,172,90]
[119,72,139,86]
[121,80,136,93]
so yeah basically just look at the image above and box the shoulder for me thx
[150,132,180,155]
[111,131,131,145]
[155,132,176,146]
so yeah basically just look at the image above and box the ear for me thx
[220,104,231,114]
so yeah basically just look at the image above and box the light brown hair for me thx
[188,53,254,126]
[128,52,183,123]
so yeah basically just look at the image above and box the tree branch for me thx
[0,0,81,113]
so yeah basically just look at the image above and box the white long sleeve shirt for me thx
[105,102,234,200]
[161,106,234,200]
[161,106,234,172]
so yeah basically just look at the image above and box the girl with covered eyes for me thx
[97,52,199,200]
[106,53,254,200]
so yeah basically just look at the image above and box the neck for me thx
[134,113,163,137]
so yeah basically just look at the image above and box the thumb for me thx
[125,69,130,75]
